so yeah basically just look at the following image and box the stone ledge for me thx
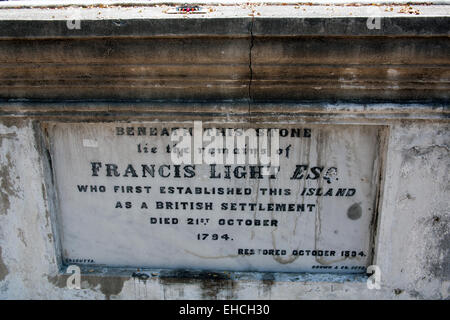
[0,3,448,38]
[0,4,448,102]
[1,102,448,122]
[0,17,449,38]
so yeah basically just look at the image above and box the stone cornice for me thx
[0,4,448,103]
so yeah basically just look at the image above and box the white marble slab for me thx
[48,122,383,273]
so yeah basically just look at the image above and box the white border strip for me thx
[0,0,448,9]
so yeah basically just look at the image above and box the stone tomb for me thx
[46,122,384,273]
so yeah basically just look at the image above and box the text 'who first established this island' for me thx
[46,122,384,273]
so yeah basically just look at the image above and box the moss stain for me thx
[0,153,20,215]
[158,270,237,299]
[0,247,8,281]
[47,274,127,300]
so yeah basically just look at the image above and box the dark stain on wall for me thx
[0,123,22,216]
[199,278,237,300]
[47,274,67,289]
[347,203,362,220]
[260,272,274,298]
[82,276,128,300]
[0,247,9,281]
[428,215,450,281]
[0,153,20,215]
[159,269,237,299]
[47,274,127,300]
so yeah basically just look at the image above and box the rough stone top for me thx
[0,0,450,15]
[0,0,448,38]
[0,0,449,19]
[0,0,447,7]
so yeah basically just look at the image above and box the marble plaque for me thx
[47,122,384,273]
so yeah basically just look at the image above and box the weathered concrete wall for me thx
[0,3,448,102]
[0,2,448,299]
[0,113,448,299]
